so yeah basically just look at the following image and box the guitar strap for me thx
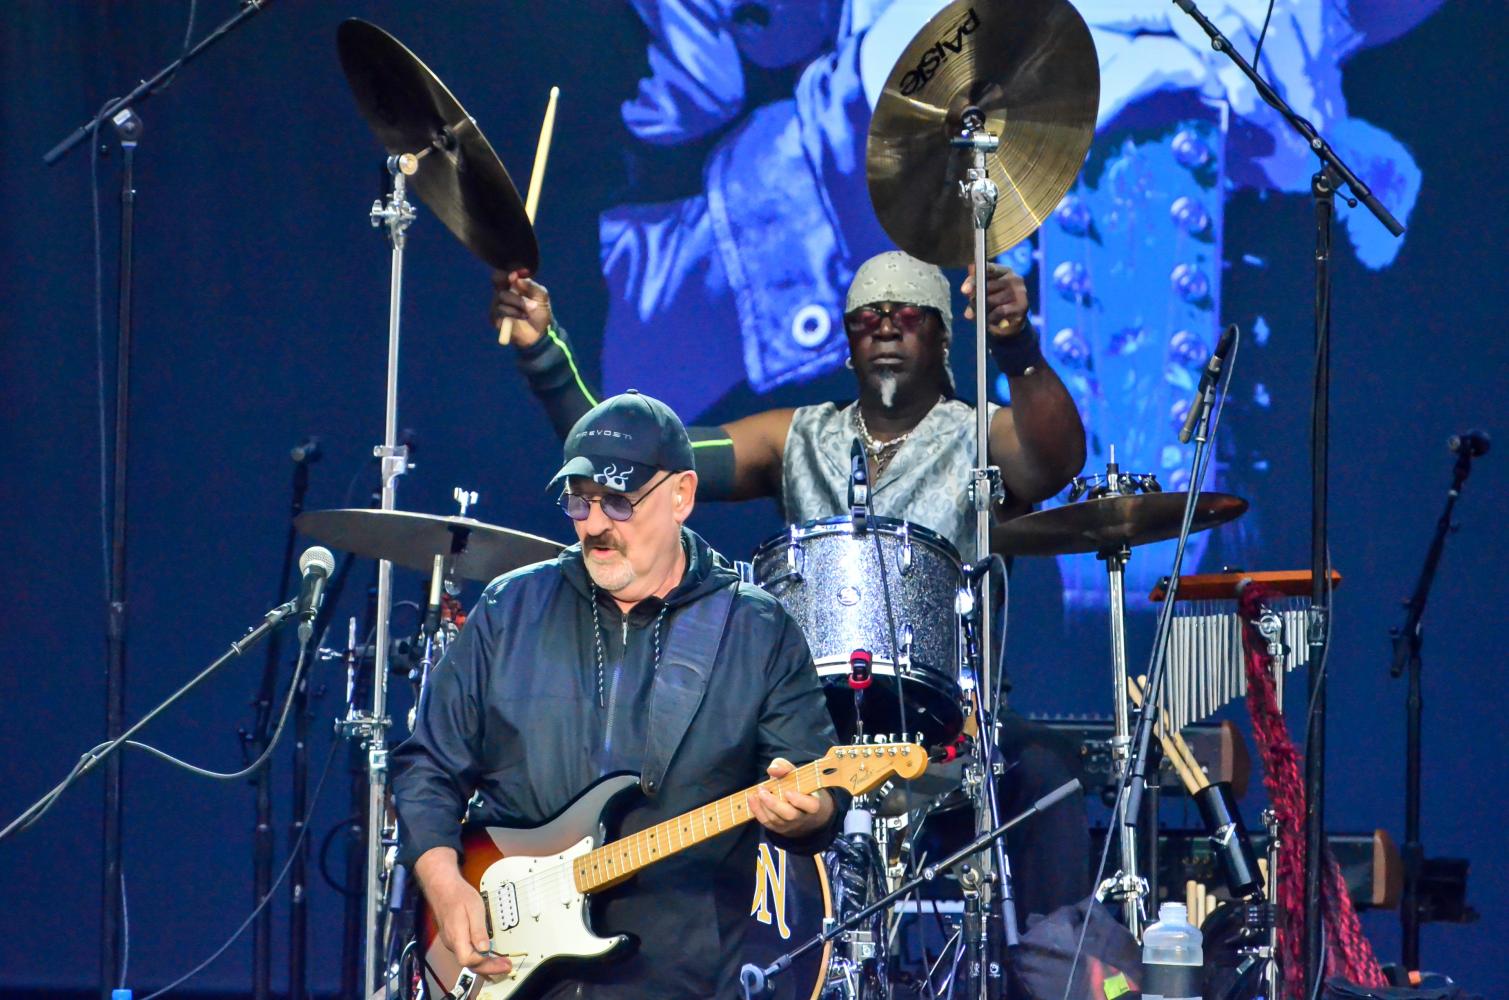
[639,580,738,798]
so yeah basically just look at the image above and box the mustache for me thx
[584,530,625,553]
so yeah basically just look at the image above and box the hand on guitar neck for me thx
[415,846,515,977]
[746,756,835,839]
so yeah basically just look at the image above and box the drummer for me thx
[493,249,1090,921]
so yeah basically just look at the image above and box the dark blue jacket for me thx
[391,527,844,998]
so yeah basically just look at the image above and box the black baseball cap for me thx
[547,390,695,494]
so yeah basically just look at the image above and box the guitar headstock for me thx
[814,743,927,797]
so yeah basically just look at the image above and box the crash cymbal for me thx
[993,493,1248,557]
[866,0,1099,266]
[295,509,563,583]
[336,19,538,274]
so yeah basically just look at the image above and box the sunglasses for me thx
[559,472,674,522]
[844,303,933,335]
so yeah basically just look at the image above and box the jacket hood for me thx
[558,526,738,609]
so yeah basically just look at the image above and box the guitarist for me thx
[391,391,846,999]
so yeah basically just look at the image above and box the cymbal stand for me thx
[1069,458,1160,934]
[339,152,416,997]
[951,105,1015,998]
[1097,537,1146,935]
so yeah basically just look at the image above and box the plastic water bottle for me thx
[1141,901,1203,1000]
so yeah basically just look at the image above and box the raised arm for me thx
[493,269,795,502]
[961,263,1087,503]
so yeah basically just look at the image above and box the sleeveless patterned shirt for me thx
[780,399,1000,564]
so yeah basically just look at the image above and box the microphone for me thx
[849,437,871,530]
[1178,324,1239,444]
[290,436,322,464]
[296,546,336,642]
[1448,429,1490,458]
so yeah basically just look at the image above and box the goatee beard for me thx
[876,372,898,409]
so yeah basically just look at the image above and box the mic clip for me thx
[848,649,873,690]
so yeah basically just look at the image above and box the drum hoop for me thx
[810,852,833,1000]
[752,514,962,566]
[813,655,955,683]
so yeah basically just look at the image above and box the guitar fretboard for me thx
[571,760,825,894]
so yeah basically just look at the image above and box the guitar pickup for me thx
[486,882,519,933]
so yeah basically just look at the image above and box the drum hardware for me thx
[334,17,546,990]
[865,5,1101,971]
[1264,808,1281,1000]
[295,509,562,586]
[742,779,1081,1000]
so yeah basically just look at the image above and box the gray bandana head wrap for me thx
[846,251,953,338]
[845,250,955,391]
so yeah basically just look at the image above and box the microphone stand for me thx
[740,780,1081,1000]
[1167,4,1404,991]
[0,600,299,847]
[42,9,278,996]
[1390,440,1481,970]
[247,445,317,1000]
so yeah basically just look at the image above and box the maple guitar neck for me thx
[571,744,922,894]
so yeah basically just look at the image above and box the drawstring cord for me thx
[589,584,668,708]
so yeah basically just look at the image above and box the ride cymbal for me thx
[337,19,538,274]
[993,492,1249,557]
[296,508,563,583]
[866,0,1099,266]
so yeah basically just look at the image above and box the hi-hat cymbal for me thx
[296,509,563,583]
[994,493,1249,557]
[336,19,538,274]
[866,0,1099,266]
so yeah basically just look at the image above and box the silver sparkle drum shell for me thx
[752,515,964,745]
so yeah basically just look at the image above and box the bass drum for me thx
[743,833,835,1000]
[753,515,964,747]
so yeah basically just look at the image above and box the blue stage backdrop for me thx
[1,1,1504,995]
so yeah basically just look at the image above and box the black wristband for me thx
[514,323,564,369]
[686,427,738,501]
[988,322,1045,377]
[514,321,598,440]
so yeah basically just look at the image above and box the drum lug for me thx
[898,520,913,574]
[786,525,804,579]
[898,624,914,673]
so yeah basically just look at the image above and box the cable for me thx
[319,813,364,897]
[1308,922,1329,1000]
[119,862,130,988]
[115,639,311,781]
[140,737,342,1000]
[869,522,910,749]
[0,609,307,844]
[1253,0,1277,68]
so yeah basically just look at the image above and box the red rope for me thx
[1236,584,1387,995]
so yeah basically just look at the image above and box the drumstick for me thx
[1129,675,1207,793]
[498,85,560,346]
[1132,673,1207,784]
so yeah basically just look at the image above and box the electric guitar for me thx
[416,743,927,999]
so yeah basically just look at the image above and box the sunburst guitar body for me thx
[416,744,926,999]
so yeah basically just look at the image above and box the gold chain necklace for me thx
[852,397,941,479]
